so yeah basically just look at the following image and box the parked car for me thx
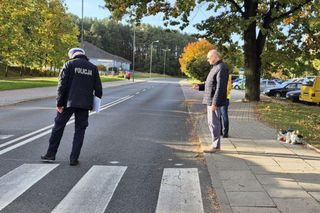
[124,71,132,80]
[260,79,280,92]
[286,90,301,102]
[264,82,302,98]
[232,79,245,89]
[274,79,285,84]
[300,76,320,104]
[231,75,240,82]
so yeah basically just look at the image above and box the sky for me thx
[63,0,208,35]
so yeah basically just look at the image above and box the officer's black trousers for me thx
[46,107,89,160]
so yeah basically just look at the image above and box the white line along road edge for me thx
[0,95,134,156]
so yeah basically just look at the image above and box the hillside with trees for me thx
[73,17,196,76]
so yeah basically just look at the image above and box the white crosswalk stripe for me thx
[0,165,204,212]
[155,168,204,213]
[52,165,127,213]
[0,164,59,211]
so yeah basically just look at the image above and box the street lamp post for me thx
[81,0,84,47]
[162,48,171,77]
[132,24,136,82]
[149,40,159,78]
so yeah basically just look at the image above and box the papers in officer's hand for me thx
[93,96,101,113]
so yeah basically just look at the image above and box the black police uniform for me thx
[44,54,102,162]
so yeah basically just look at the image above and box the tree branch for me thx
[271,0,312,22]
[226,0,244,16]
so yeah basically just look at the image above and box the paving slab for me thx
[232,207,280,213]
[249,165,286,175]
[222,178,264,192]
[214,158,249,170]
[255,174,297,185]
[244,157,279,166]
[273,198,320,213]
[263,185,310,198]
[309,192,320,202]
[226,191,275,207]
[219,170,257,180]
[298,182,320,192]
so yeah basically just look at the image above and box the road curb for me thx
[197,115,232,213]
[306,143,320,154]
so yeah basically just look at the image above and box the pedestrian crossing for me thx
[0,164,204,213]
[0,164,59,211]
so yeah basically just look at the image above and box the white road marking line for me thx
[52,166,127,213]
[0,96,134,156]
[0,135,14,140]
[155,168,204,213]
[0,125,54,149]
[0,164,59,211]
[98,95,134,112]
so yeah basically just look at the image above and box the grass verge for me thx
[257,100,320,148]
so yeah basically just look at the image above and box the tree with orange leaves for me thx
[179,39,214,79]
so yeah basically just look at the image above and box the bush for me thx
[108,67,119,72]
[96,64,106,71]
[186,56,211,82]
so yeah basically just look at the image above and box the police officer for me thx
[41,48,102,166]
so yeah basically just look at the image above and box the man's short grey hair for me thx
[208,49,221,58]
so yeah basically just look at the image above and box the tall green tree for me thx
[0,0,79,76]
[104,0,319,101]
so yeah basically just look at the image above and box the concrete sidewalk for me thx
[181,82,320,213]
[0,79,145,107]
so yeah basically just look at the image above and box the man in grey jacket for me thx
[203,49,229,153]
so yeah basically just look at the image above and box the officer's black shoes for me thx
[222,134,229,138]
[41,155,55,162]
[70,159,79,166]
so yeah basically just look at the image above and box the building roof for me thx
[83,41,131,64]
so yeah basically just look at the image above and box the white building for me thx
[83,41,131,71]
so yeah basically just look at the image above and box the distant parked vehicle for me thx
[231,75,240,82]
[264,82,302,98]
[124,71,132,80]
[260,79,280,93]
[299,76,320,104]
[232,79,245,89]
[275,79,285,84]
[286,90,301,102]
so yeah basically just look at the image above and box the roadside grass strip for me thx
[258,101,320,148]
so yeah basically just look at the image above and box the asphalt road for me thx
[0,78,215,213]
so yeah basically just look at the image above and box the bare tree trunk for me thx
[5,65,8,78]
[243,1,260,101]
[244,31,261,101]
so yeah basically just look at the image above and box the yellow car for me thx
[299,76,320,104]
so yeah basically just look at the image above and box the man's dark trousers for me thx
[46,107,89,160]
[220,99,229,137]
